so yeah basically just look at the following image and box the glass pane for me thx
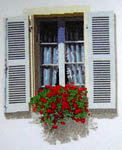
[65,64,85,85]
[65,44,84,62]
[65,21,84,41]
[53,46,58,64]
[41,46,58,64]
[40,22,57,43]
[43,67,50,85]
[41,66,59,86]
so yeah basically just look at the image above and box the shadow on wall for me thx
[42,118,97,144]
[5,109,117,144]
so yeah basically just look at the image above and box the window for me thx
[5,7,116,113]
[37,17,85,88]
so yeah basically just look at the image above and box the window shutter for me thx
[88,12,116,109]
[5,16,30,112]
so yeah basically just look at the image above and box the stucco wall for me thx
[0,0,122,150]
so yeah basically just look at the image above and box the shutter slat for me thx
[5,16,30,112]
[88,12,116,109]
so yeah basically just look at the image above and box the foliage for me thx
[30,83,90,131]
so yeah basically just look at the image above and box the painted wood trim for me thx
[24,5,90,16]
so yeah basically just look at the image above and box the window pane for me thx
[65,64,85,85]
[40,22,57,43]
[41,66,59,86]
[41,46,58,64]
[65,43,84,63]
[65,19,85,86]
[65,21,84,41]
[39,21,59,87]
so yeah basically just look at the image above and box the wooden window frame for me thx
[24,6,90,97]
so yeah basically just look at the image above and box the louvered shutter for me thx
[5,16,30,112]
[88,12,116,109]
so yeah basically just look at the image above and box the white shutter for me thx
[88,12,116,109]
[5,16,30,112]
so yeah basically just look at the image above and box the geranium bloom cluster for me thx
[30,84,89,130]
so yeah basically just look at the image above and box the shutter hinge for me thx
[86,25,88,29]
[29,25,33,32]
[5,60,8,74]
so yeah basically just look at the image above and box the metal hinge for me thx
[5,60,8,74]
[86,25,88,29]
[29,25,32,32]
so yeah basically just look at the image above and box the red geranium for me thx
[60,121,65,125]
[39,110,44,114]
[33,106,37,112]
[30,84,89,131]
[52,124,58,129]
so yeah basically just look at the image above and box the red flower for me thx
[80,119,85,124]
[72,99,76,103]
[47,115,50,119]
[38,89,43,92]
[51,102,57,109]
[66,84,70,88]
[79,96,83,99]
[71,82,74,85]
[75,118,81,122]
[40,105,45,109]
[88,113,91,116]
[53,120,57,124]
[60,121,65,125]
[46,92,52,98]
[47,108,54,113]
[84,93,87,96]
[39,110,44,114]
[74,108,82,115]
[72,117,76,121]
[43,99,48,103]
[58,92,63,96]
[84,106,88,112]
[71,85,76,90]
[63,93,67,97]
[62,96,67,101]
[55,85,61,91]
[33,107,37,112]
[47,108,52,113]
[52,124,58,129]
[36,103,39,106]
[57,98,61,103]
[82,88,87,91]
[41,117,45,122]
[54,115,59,118]
[58,111,63,115]
[62,101,70,109]
[78,88,83,93]
[40,98,47,103]
[34,92,38,96]
[85,102,88,105]
[63,87,68,92]
[73,103,78,108]
[45,85,52,89]
[44,123,48,126]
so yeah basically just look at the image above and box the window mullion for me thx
[58,19,65,86]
